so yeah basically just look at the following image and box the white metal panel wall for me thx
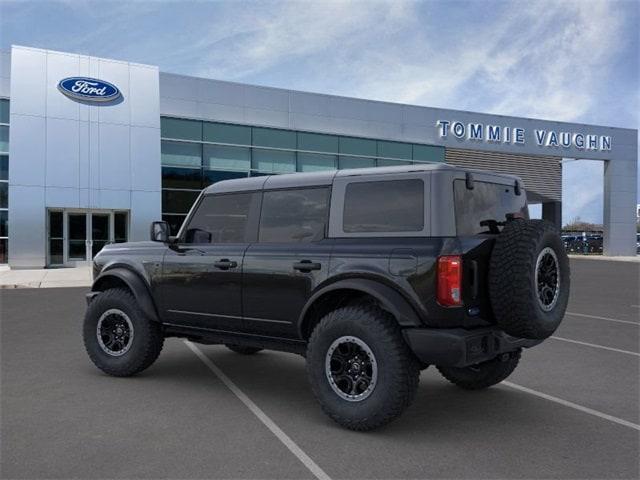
[444,148,562,203]
[8,46,161,268]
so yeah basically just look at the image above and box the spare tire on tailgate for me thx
[489,219,570,340]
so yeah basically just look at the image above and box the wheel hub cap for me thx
[96,309,134,357]
[325,336,377,402]
[535,247,560,312]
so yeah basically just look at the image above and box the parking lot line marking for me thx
[184,341,331,480]
[550,336,640,356]
[503,381,640,431]
[566,311,639,326]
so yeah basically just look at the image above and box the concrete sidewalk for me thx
[569,254,640,263]
[0,266,91,289]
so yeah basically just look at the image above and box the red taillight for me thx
[437,255,462,307]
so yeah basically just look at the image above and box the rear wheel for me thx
[83,288,164,377]
[437,350,521,390]
[225,344,263,355]
[306,304,420,431]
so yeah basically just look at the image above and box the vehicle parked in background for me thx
[82,164,570,431]
[562,233,603,254]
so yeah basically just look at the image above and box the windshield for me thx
[454,179,528,235]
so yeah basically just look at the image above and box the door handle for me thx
[214,259,238,270]
[293,260,321,272]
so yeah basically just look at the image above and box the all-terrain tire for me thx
[489,219,570,339]
[225,344,263,355]
[83,288,164,377]
[437,350,521,390]
[306,304,420,431]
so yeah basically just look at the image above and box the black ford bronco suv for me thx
[83,164,569,431]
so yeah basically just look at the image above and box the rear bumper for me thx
[403,327,542,368]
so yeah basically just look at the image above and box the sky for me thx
[1,0,638,224]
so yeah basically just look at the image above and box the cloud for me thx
[1,0,637,219]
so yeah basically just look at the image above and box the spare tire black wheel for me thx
[489,219,570,340]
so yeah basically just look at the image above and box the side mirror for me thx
[150,221,170,243]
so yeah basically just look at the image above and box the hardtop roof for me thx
[203,163,522,195]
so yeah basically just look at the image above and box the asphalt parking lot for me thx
[1,258,638,479]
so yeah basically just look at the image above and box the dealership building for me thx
[0,45,637,268]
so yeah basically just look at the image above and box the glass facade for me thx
[0,99,8,263]
[160,116,445,235]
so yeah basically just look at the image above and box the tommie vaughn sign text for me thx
[436,120,611,152]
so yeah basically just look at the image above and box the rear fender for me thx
[298,278,422,338]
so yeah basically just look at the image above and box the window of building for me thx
[0,155,7,180]
[297,153,337,172]
[161,140,201,167]
[413,144,445,163]
[47,211,64,265]
[0,182,7,209]
[162,167,202,190]
[0,238,6,264]
[0,209,7,265]
[252,148,296,173]
[203,144,250,171]
[0,100,8,264]
[259,188,330,243]
[163,214,186,236]
[453,180,528,235]
[339,137,377,157]
[252,127,296,149]
[184,193,258,244]
[202,170,247,187]
[377,141,412,160]
[162,189,200,214]
[343,179,424,233]
[298,132,339,153]
[161,117,202,141]
[0,210,6,237]
[0,99,9,124]
[0,125,8,153]
[338,156,376,169]
[203,122,251,145]
[114,212,128,243]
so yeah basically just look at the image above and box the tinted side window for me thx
[259,188,330,243]
[454,180,528,235]
[343,179,424,233]
[184,193,258,243]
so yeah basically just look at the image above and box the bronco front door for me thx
[158,191,261,331]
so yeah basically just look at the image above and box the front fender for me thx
[298,278,423,337]
[90,267,160,323]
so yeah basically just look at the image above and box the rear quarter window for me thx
[454,180,528,235]
[343,179,424,233]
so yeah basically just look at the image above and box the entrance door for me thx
[47,210,129,266]
[67,213,87,261]
[91,213,110,258]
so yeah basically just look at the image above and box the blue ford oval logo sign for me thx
[57,77,121,102]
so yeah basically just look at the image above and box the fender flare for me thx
[298,278,423,337]
[91,267,160,323]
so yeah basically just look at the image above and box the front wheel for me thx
[83,288,164,377]
[436,350,521,390]
[306,304,420,431]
